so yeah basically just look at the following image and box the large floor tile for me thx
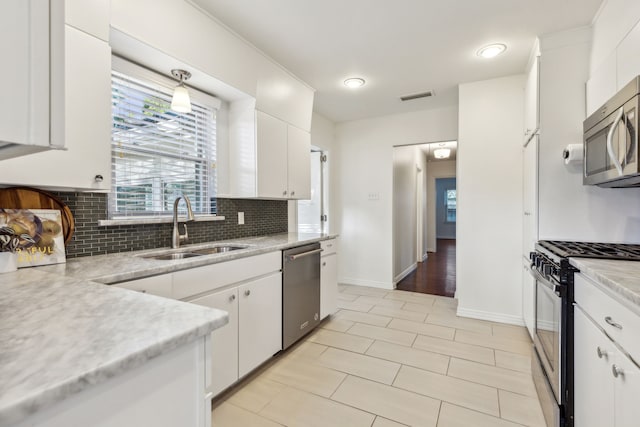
[354,295,406,309]
[340,285,390,297]
[307,328,374,353]
[337,292,359,302]
[492,324,532,342]
[413,334,495,365]
[384,290,437,305]
[447,358,537,396]
[212,402,283,427]
[320,317,355,333]
[433,297,458,308]
[498,390,546,427]
[226,377,287,413]
[425,313,492,335]
[372,416,408,427]
[388,318,455,340]
[347,323,416,346]
[261,358,347,397]
[393,365,500,417]
[365,340,450,374]
[455,330,532,355]
[335,309,392,327]
[495,350,532,374]
[337,299,374,312]
[437,402,521,427]
[282,341,328,362]
[403,301,457,315]
[316,347,401,384]
[331,376,440,427]
[369,305,427,322]
[260,386,375,427]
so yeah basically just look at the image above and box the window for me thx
[110,58,220,219]
[445,189,456,222]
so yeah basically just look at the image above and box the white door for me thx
[297,151,325,233]
[238,273,282,378]
[320,253,338,319]
[189,288,239,396]
[613,344,640,427]
[574,306,615,427]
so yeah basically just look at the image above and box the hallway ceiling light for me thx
[476,43,507,59]
[344,77,365,88]
[434,148,451,159]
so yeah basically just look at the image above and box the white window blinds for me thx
[110,60,219,218]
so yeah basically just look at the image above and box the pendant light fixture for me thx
[434,148,451,159]
[170,69,192,113]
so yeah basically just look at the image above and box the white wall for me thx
[335,107,458,289]
[426,160,456,251]
[392,146,420,282]
[457,75,525,325]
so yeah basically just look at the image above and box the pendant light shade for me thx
[170,69,192,113]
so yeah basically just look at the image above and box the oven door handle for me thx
[529,267,566,298]
[606,107,625,176]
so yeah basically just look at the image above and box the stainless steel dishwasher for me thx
[282,243,322,349]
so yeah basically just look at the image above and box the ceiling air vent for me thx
[400,90,434,102]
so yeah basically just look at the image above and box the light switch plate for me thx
[238,212,244,225]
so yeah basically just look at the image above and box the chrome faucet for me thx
[172,195,195,249]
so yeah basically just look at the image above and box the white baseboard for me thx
[427,247,435,253]
[393,263,417,284]
[339,277,394,290]
[456,307,525,326]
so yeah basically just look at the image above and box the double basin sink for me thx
[138,245,247,261]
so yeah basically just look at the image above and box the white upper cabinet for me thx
[524,53,540,138]
[286,124,311,200]
[65,0,109,41]
[0,24,112,190]
[0,0,64,160]
[256,111,289,198]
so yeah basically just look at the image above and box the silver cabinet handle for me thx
[140,290,147,293]
[283,190,287,196]
[327,244,333,248]
[604,316,623,330]
[322,262,326,267]
[597,347,608,359]
[291,191,295,196]
[612,364,624,378]
[229,294,236,302]
[244,290,251,296]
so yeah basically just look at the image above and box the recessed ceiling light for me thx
[477,43,507,59]
[344,77,365,88]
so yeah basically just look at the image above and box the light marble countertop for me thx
[570,257,640,312]
[0,232,335,426]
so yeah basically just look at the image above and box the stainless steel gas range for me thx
[529,240,640,427]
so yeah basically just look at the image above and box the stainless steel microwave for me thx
[583,76,640,187]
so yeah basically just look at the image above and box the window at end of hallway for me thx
[445,189,456,222]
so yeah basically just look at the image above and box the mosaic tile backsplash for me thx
[52,192,288,258]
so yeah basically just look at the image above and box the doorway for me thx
[297,150,327,233]
[394,141,457,297]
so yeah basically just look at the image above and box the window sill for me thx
[98,215,225,227]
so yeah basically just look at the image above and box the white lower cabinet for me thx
[190,288,239,396]
[190,272,282,394]
[320,253,338,319]
[574,306,640,427]
[238,273,282,377]
[522,258,535,339]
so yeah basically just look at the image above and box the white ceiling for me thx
[191,0,602,123]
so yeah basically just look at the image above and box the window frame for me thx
[445,188,457,223]
[109,56,221,222]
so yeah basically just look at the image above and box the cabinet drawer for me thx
[114,274,173,298]
[321,239,337,256]
[575,273,640,361]
[174,252,282,299]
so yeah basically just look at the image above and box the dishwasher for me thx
[282,243,322,349]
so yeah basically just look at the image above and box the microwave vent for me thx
[400,90,434,101]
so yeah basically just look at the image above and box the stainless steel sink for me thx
[189,246,247,255]
[139,252,203,261]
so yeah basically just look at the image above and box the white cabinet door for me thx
[521,259,535,339]
[238,273,282,378]
[524,55,539,137]
[523,136,538,257]
[0,25,111,190]
[287,124,311,200]
[574,306,615,427]
[321,253,338,319]
[114,274,173,298]
[613,345,640,427]
[256,111,288,198]
[189,288,239,396]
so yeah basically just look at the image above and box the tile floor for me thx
[212,284,546,427]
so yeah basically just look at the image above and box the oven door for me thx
[530,268,562,403]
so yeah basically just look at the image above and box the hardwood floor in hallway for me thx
[396,239,456,297]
